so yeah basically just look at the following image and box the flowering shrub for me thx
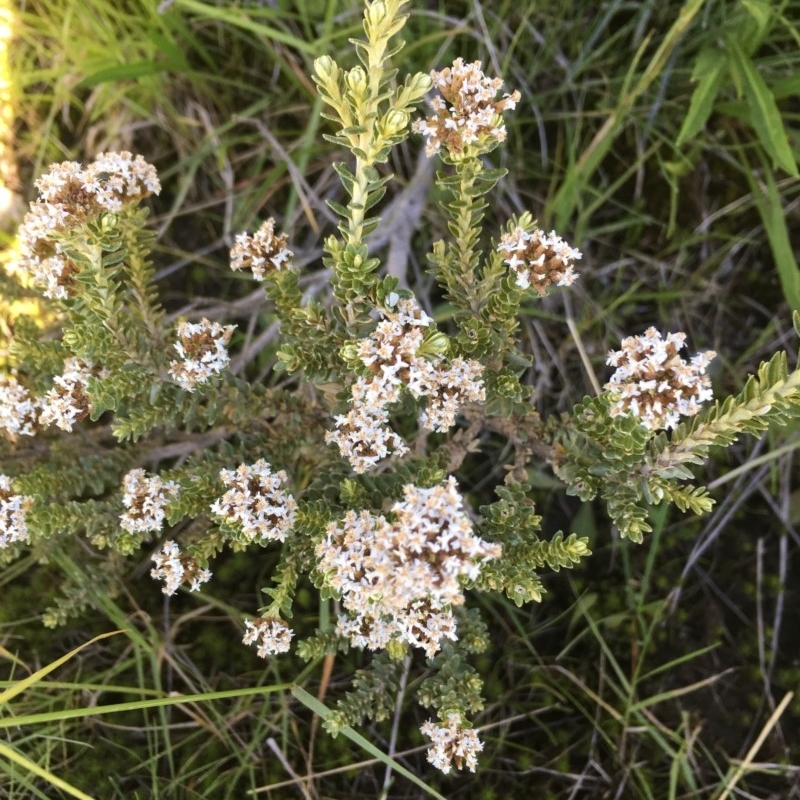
[3,0,800,776]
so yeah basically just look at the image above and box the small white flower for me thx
[406,357,485,432]
[0,475,34,549]
[0,373,40,437]
[229,219,293,280]
[18,153,160,298]
[413,58,520,158]
[325,396,409,474]
[242,617,294,657]
[210,459,297,542]
[420,713,484,774]
[605,327,716,430]
[316,478,500,656]
[168,318,236,391]
[39,358,107,432]
[119,469,179,534]
[498,227,581,294]
[327,298,484,472]
[150,539,211,595]
[85,151,161,208]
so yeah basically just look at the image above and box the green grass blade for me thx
[727,38,798,175]
[0,684,293,728]
[172,0,320,54]
[76,60,187,88]
[552,0,709,227]
[628,669,735,713]
[746,159,800,310]
[741,0,773,41]
[675,47,727,146]
[0,740,95,800]
[637,643,720,681]
[0,631,121,706]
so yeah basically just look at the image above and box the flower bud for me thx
[380,109,408,137]
[418,331,450,357]
[364,1,387,34]
[345,66,368,100]
[313,55,338,83]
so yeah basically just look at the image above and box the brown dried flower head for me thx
[498,227,581,295]
[604,327,716,430]
[242,616,294,657]
[150,540,211,595]
[413,57,520,158]
[229,218,293,280]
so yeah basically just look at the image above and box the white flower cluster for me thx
[18,152,160,299]
[210,459,297,542]
[407,356,486,432]
[34,151,160,210]
[413,58,521,158]
[326,297,485,473]
[0,360,108,437]
[0,373,40,437]
[167,318,236,391]
[326,379,411,474]
[420,713,484,774]
[150,539,211,596]
[119,469,179,534]
[497,227,581,294]
[315,478,501,657]
[229,218,293,280]
[0,475,34,549]
[39,357,107,431]
[242,616,294,657]
[605,327,716,431]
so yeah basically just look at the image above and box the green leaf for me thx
[727,40,798,176]
[75,60,185,89]
[676,48,727,147]
[0,682,292,728]
[476,167,508,183]
[101,247,128,268]
[364,186,386,210]
[339,124,368,137]
[770,74,800,100]
[741,0,772,43]
[326,199,350,218]
[747,163,800,311]
[165,0,318,54]
[332,161,356,197]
